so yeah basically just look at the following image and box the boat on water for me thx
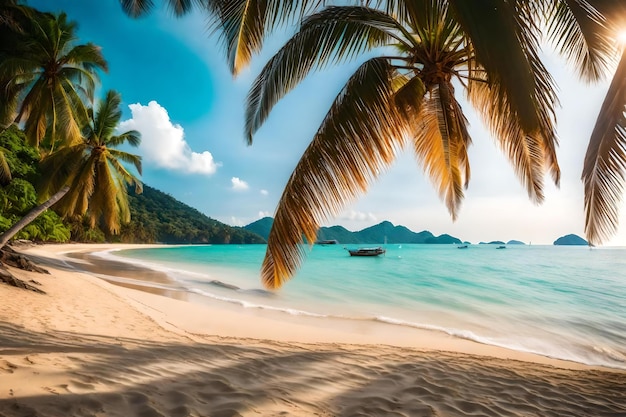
[315,239,339,245]
[347,247,386,257]
[496,245,506,249]
[457,245,468,249]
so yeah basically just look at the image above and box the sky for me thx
[27,0,626,245]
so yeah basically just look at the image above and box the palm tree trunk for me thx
[0,185,70,248]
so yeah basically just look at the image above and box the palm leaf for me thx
[119,0,203,17]
[38,144,85,199]
[413,82,470,219]
[0,150,11,183]
[262,57,407,289]
[93,90,123,143]
[468,78,548,202]
[245,6,403,142]
[108,148,143,175]
[546,0,612,82]
[448,0,559,138]
[107,130,141,148]
[212,0,324,75]
[582,48,626,244]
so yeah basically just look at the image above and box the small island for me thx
[553,234,588,246]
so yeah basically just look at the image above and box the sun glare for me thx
[617,30,626,45]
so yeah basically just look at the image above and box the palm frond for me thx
[60,154,97,217]
[262,57,407,289]
[62,43,108,74]
[119,0,156,17]
[108,148,143,175]
[245,6,403,143]
[413,82,470,219]
[546,0,613,82]
[0,150,11,183]
[212,0,325,76]
[582,48,626,245]
[37,145,83,197]
[449,0,559,139]
[107,130,141,149]
[120,0,204,17]
[468,78,548,202]
[92,90,123,143]
[89,158,120,232]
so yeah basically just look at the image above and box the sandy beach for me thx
[0,244,624,417]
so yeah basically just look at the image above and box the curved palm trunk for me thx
[0,185,69,248]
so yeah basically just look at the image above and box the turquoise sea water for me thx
[102,244,626,370]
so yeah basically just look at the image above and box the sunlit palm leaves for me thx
[39,90,142,234]
[120,1,626,268]
[250,2,565,288]
[582,48,626,245]
[0,12,107,150]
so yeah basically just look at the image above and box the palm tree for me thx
[241,1,617,288]
[121,1,624,275]
[39,90,142,234]
[0,11,107,150]
[0,90,142,247]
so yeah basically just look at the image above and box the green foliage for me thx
[0,126,70,243]
[120,184,265,244]
[0,125,39,180]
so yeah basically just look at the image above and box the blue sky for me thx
[28,1,626,245]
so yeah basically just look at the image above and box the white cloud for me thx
[258,211,271,218]
[260,189,269,196]
[231,177,249,191]
[229,217,245,226]
[119,101,219,175]
[339,210,377,222]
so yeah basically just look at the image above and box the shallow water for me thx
[103,244,626,369]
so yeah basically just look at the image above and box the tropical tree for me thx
[0,10,107,150]
[120,1,624,283]
[242,1,616,288]
[39,89,142,234]
[0,90,142,247]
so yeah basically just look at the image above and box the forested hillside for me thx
[119,185,265,244]
[0,127,264,245]
[245,217,461,244]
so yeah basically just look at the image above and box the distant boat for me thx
[347,247,386,257]
[457,245,468,249]
[316,239,339,245]
[497,245,506,249]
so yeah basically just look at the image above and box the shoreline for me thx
[16,243,624,371]
[1,243,624,416]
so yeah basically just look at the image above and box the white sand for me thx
[0,243,624,417]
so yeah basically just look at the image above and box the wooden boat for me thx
[347,247,386,257]
[316,239,339,245]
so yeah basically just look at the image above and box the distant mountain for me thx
[244,217,273,241]
[244,218,461,244]
[507,240,525,245]
[553,234,588,246]
[317,225,360,244]
[480,241,505,245]
[121,185,265,244]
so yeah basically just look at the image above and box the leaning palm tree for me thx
[243,1,617,288]
[39,90,142,234]
[0,11,107,151]
[0,90,142,247]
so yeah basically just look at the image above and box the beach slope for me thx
[0,244,624,417]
